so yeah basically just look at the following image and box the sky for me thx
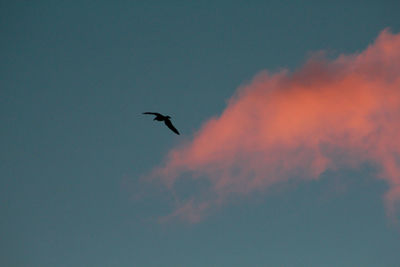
[1,1,400,266]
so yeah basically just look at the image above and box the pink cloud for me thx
[148,29,400,222]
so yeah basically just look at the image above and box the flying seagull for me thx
[142,112,180,135]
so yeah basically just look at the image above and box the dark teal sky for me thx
[1,1,400,266]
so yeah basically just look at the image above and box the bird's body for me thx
[142,112,180,135]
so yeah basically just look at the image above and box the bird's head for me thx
[166,115,171,119]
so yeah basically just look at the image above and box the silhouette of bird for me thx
[142,112,180,135]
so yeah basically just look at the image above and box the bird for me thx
[142,112,180,135]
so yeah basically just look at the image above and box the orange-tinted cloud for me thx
[149,29,400,222]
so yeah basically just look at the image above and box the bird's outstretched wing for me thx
[164,119,180,135]
[142,112,162,116]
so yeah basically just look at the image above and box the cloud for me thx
[148,29,400,222]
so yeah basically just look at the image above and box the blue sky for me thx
[1,1,400,266]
